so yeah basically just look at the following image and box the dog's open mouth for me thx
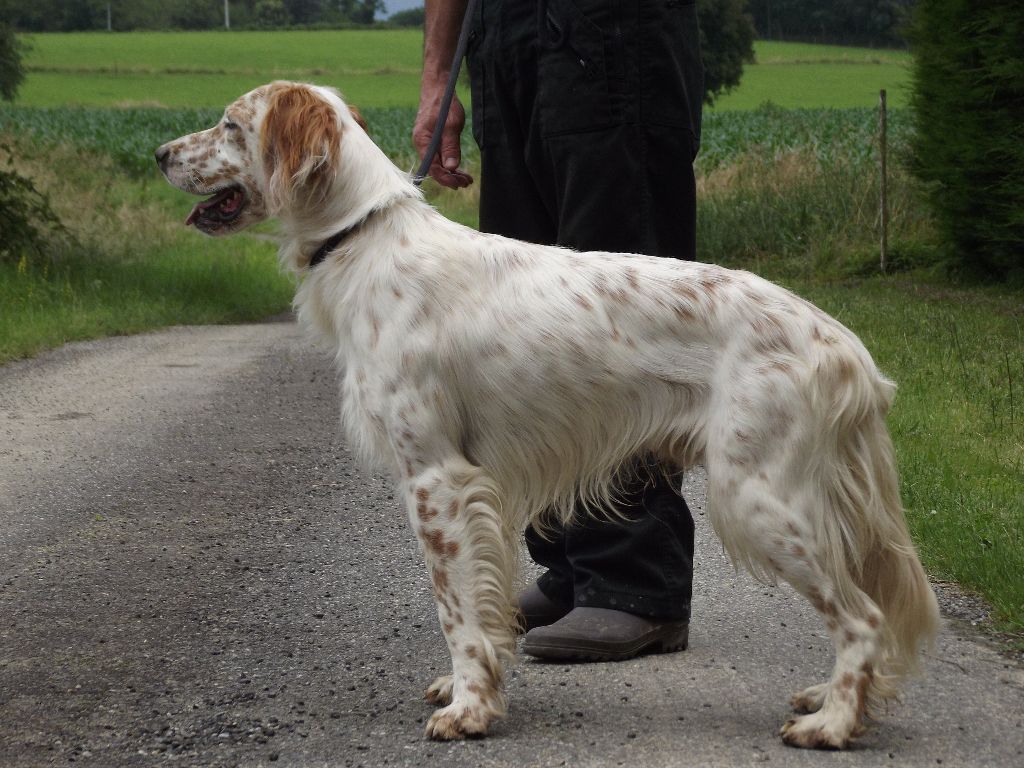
[185,186,246,228]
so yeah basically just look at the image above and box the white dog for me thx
[156,82,939,749]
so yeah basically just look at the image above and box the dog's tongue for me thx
[185,188,237,226]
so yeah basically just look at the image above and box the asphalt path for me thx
[1,322,1021,768]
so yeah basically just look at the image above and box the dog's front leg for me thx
[404,459,518,740]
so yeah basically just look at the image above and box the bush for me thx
[255,0,290,29]
[0,24,25,101]
[698,0,756,105]
[909,0,1024,279]
[0,28,69,262]
[0,142,69,262]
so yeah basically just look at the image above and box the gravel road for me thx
[1,322,1021,768]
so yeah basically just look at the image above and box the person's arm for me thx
[413,0,474,189]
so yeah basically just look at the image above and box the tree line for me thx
[2,2,913,46]
[0,0,385,31]
[747,0,914,47]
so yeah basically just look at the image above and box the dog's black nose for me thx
[154,146,170,170]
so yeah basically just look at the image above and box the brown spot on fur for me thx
[855,667,872,716]
[446,541,460,558]
[792,544,806,557]
[422,528,445,557]
[835,357,856,383]
[674,304,696,322]
[482,341,509,359]
[845,630,858,644]
[839,673,856,690]
[432,567,449,592]
[416,488,430,503]
[370,313,380,347]
[443,622,454,634]
[672,282,700,303]
[347,104,368,131]
[447,500,460,519]
[465,645,478,659]
[418,504,438,522]
[573,293,593,310]
[867,614,881,629]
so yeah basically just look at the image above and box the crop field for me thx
[0,102,909,179]
[14,31,911,110]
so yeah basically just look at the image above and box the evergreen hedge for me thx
[909,0,1024,279]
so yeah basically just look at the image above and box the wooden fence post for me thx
[879,89,889,274]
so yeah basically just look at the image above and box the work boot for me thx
[522,607,689,662]
[516,582,572,633]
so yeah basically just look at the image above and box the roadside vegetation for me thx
[0,138,290,361]
[0,30,1020,637]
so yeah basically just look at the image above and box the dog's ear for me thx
[261,84,341,210]
[348,105,368,133]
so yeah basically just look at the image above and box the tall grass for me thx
[0,139,292,361]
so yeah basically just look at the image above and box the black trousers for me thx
[466,0,703,620]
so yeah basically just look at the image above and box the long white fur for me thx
[157,82,941,748]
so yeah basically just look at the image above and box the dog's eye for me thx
[223,119,241,131]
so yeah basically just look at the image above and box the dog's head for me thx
[155,82,367,235]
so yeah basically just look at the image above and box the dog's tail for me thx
[813,342,940,693]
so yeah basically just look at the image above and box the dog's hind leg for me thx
[404,458,519,740]
[707,463,886,750]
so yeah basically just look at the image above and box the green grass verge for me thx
[790,278,1023,634]
[0,240,291,361]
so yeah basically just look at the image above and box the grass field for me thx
[14,31,911,110]
[2,31,1021,637]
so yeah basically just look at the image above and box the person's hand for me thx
[413,87,474,189]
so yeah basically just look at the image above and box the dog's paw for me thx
[790,682,829,714]
[424,702,491,741]
[424,675,454,707]
[780,711,857,750]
